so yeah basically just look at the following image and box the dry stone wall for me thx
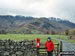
[0,39,35,56]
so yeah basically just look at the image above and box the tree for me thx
[73,30,75,35]
[65,29,69,35]
[0,30,7,34]
[46,31,50,34]
[51,30,56,35]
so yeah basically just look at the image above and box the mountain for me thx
[0,15,34,30]
[0,15,75,34]
[58,20,75,28]
[49,17,75,28]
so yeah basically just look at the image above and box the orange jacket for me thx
[45,41,54,52]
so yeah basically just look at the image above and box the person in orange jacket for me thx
[45,37,54,56]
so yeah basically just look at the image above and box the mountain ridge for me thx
[0,15,75,34]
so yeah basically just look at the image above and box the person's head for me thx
[47,37,51,41]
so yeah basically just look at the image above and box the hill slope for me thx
[0,15,75,34]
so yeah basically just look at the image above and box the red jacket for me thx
[45,41,54,52]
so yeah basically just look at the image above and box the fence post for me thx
[60,41,62,56]
[57,43,59,56]
[36,48,39,56]
[60,41,62,52]
[74,51,75,56]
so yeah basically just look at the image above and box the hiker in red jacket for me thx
[45,37,54,56]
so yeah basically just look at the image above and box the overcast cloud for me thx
[0,0,75,23]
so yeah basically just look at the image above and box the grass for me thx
[0,34,58,43]
[68,40,75,44]
[0,34,74,43]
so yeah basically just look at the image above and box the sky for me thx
[0,0,75,23]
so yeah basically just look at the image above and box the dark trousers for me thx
[47,51,53,56]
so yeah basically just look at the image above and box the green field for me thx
[0,34,74,43]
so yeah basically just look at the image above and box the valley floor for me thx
[0,34,74,44]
